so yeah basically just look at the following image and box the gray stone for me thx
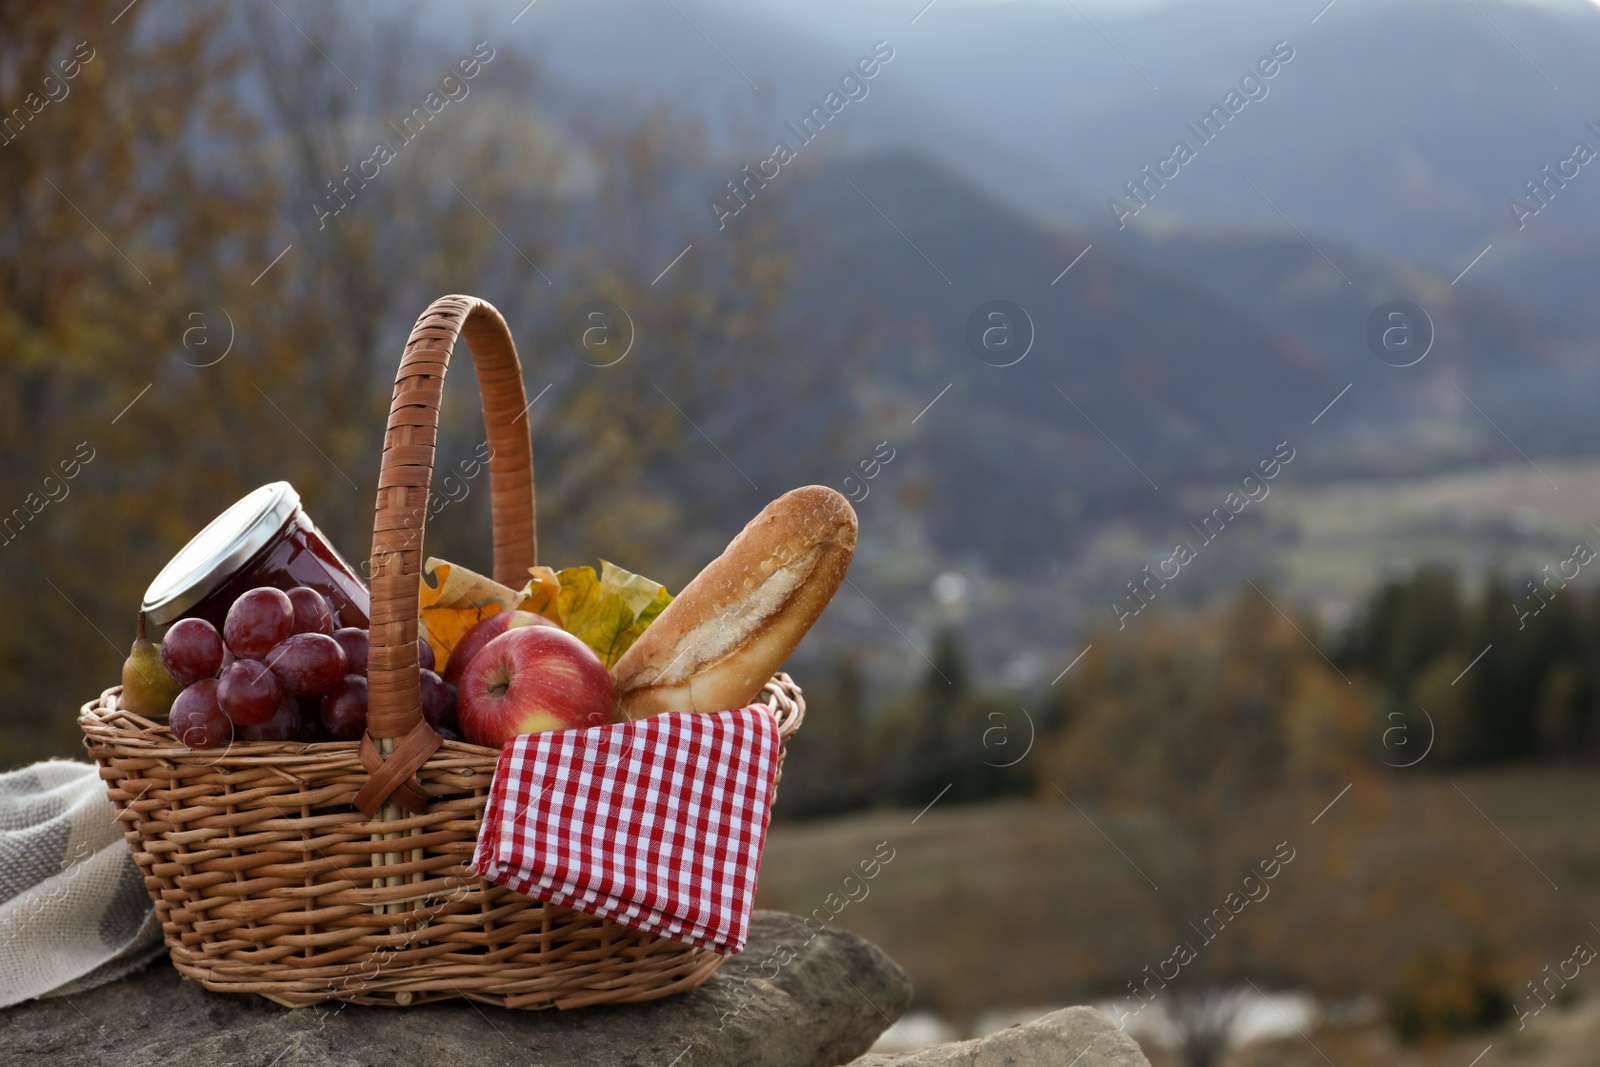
[0,911,910,1067]
[849,1006,1151,1067]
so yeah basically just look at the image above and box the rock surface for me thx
[849,1006,1151,1067]
[0,911,910,1067]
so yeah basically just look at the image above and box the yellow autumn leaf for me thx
[556,562,674,668]
[633,584,672,633]
[518,565,563,623]
[599,559,668,618]
[556,567,631,668]
[417,558,525,674]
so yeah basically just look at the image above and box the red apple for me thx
[441,609,555,687]
[457,625,614,746]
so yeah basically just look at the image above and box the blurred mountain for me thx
[766,150,1324,565]
[507,0,1600,311]
[729,150,1590,575]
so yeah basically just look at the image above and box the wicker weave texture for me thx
[79,675,803,1008]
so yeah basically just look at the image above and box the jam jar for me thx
[142,482,370,630]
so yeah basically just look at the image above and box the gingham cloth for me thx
[470,707,782,955]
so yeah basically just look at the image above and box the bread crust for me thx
[612,486,857,719]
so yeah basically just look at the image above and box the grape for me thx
[171,680,231,748]
[220,647,234,674]
[332,627,368,676]
[420,669,453,730]
[218,659,282,725]
[161,618,224,687]
[293,700,323,743]
[435,725,462,743]
[239,690,299,742]
[418,637,436,672]
[286,587,335,636]
[224,587,295,659]
[320,675,368,741]
[265,632,347,695]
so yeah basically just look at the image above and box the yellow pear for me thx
[121,611,183,716]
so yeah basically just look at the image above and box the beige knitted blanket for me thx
[0,760,163,1007]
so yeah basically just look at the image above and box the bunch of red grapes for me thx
[161,586,460,748]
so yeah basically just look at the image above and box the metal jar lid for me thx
[142,482,301,625]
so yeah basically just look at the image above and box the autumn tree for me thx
[0,1,806,763]
[0,0,283,761]
[243,4,822,582]
[1050,589,1373,1067]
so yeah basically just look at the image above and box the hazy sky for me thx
[991,0,1598,7]
[753,0,1600,13]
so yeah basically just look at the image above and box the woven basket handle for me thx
[357,295,536,816]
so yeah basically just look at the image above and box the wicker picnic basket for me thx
[79,295,804,1009]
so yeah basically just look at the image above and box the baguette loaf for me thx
[612,486,857,719]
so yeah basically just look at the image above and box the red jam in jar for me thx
[142,482,370,631]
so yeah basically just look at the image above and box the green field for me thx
[757,766,1600,1064]
[1261,461,1600,625]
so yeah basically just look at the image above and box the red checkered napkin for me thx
[469,707,783,955]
